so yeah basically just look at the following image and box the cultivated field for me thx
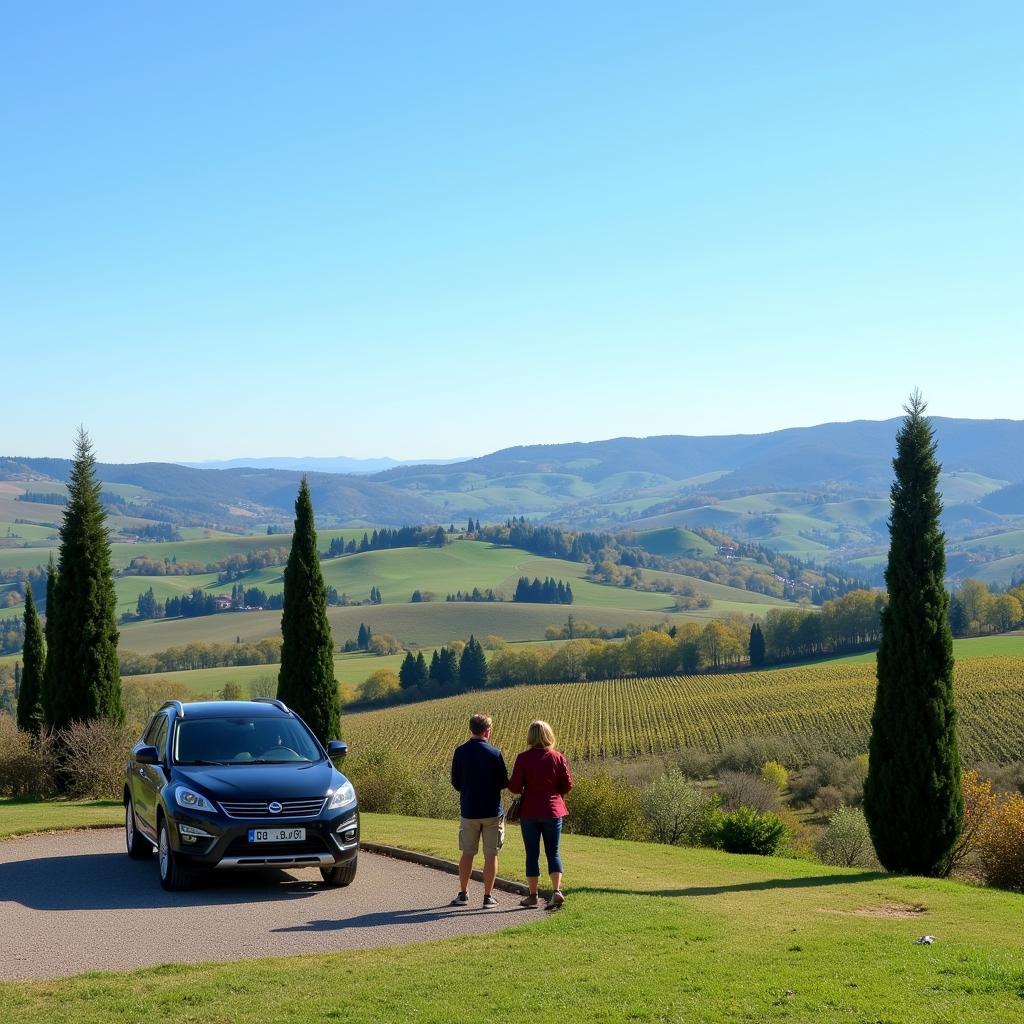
[342,658,1024,770]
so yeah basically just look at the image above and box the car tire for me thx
[321,856,358,887]
[158,817,196,891]
[125,796,152,860]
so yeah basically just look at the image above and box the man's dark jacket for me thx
[451,736,509,818]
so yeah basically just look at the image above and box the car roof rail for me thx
[252,697,291,714]
[161,700,185,719]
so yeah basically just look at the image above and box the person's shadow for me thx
[272,904,516,933]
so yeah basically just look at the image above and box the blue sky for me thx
[4,2,1022,462]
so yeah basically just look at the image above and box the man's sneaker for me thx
[450,891,469,906]
[519,893,539,909]
[482,894,498,908]
[544,890,565,911]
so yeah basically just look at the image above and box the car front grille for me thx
[219,797,327,818]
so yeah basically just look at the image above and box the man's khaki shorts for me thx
[459,815,505,856]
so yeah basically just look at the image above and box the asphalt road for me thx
[0,828,536,980]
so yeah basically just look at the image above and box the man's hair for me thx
[469,713,492,736]
[527,720,556,749]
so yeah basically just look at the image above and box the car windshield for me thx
[173,717,322,765]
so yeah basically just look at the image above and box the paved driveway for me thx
[0,829,535,980]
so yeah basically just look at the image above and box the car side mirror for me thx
[136,745,161,765]
[327,740,348,759]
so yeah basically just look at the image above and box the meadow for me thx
[1,808,1023,1023]
[341,658,1024,770]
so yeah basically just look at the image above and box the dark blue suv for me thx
[124,698,359,891]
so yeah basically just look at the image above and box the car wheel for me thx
[158,818,196,891]
[125,796,152,859]
[320,856,358,887]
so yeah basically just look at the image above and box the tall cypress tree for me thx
[277,478,339,744]
[459,635,488,691]
[864,393,962,876]
[45,430,124,730]
[748,622,766,668]
[17,588,45,736]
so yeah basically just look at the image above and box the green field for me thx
[123,652,407,695]
[342,658,1024,770]
[833,634,1024,663]
[1,808,1022,1023]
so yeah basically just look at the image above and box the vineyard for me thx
[342,657,1024,770]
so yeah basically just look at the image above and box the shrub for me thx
[368,633,402,656]
[718,807,789,856]
[360,669,401,702]
[565,770,650,841]
[246,675,278,698]
[790,766,824,805]
[718,770,780,813]
[718,735,799,773]
[949,770,999,871]
[675,747,714,779]
[812,785,844,815]
[220,681,244,701]
[0,716,55,797]
[760,760,789,794]
[976,789,1024,891]
[816,806,878,868]
[343,744,434,816]
[641,770,721,846]
[58,719,133,799]
[336,682,359,706]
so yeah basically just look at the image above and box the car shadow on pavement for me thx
[0,852,323,911]
[273,904,525,933]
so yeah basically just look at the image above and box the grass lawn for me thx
[0,807,1022,1022]
[833,635,1024,663]
[0,798,122,839]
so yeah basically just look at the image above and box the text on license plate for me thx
[248,827,306,843]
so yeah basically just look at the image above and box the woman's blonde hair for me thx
[527,720,556,750]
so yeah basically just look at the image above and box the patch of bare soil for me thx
[819,902,927,918]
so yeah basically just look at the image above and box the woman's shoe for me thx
[544,890,565,910]
[519,893,539,908]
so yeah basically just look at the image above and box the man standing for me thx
[450,713,509,907]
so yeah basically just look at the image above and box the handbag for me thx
[506,784,524,825]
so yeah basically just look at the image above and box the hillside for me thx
[342,658,1024,769]
[5,415,1024,583]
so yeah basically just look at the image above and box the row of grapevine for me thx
[342,659,1024,773]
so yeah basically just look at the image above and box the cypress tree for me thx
[864,394,962,876]
[429,649,440,680]
[748,623,766,668]
[277,478,340,744]
[357,623,368,650]
[45,429,124,731]
[17,588,45,736]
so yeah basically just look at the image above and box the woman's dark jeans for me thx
[520,816,563,877]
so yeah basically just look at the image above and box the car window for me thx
[142,714,163,745]
[173,716,322,764]
[151,716,169,758]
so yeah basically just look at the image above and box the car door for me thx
[129,714,161,838]
[136,714,169,839]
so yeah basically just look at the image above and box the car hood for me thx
[171,760,346,800]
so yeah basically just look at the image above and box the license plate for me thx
[248,827,306,843]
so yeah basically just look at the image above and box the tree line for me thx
[324,525,447,558]
[512,576,574,604]
[948,578,1024,636]
[119,638,283,675]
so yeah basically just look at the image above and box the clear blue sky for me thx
[4,2,1022,463]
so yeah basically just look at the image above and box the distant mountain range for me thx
[4,417,1024,583]
[180,456,469,474]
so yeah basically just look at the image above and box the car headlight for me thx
[174,787,216,813]
[328,781,356,809]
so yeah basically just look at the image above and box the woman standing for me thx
[508,720,573,909]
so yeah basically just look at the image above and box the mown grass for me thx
[0,798,122,839]
[833,634,1024,663]
[1,809,1022,1022]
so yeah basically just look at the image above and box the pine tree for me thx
[277,478,339,744]
[357,623,368,650]
[17,588,45,736]
[414,651,429,687]
[44,429,124,731]
[459,635,488,691]
[438,647,459,685]
[864,394,963,876]
[429,649,440,680]
[748,623,766,668]
[399,651,418,689]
